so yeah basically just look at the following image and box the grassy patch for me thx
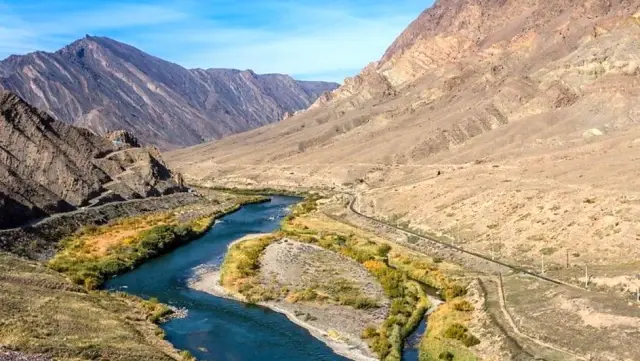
[219,233,282,302]
[49,203,242,290]
[0,252,192,361]
[418,299,479,361]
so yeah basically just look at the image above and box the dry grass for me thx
[74,212,177,257]
[48,198,247,290]
[0,253,189,361]
[219,233,281,301]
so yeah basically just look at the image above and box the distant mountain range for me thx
[0,36,338,149]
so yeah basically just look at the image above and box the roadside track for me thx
[343,195,591,361]
[346,196,583,290]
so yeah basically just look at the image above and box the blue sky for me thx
[0,0,431,82]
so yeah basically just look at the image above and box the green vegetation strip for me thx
[209,186,312,197]
[219,195,481,361]
[288,197,480,361]
[49,197,261,290]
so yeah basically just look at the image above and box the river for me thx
[106,195,428,361]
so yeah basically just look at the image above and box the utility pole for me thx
[541,254,545,275]
[585,264,589,289]
[457,221,461,248]
[566,249,569,269]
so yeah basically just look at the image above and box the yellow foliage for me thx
[363,259,386,272]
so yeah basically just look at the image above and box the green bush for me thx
[179,350,196,361]
[377,244,392,257]
[49,221,209,290]
[439,351,455,361]
[339,295,378,309]
[442,283,466,300]
[444,323,480,347]
[452,300,474,312]
[361,326,378,339]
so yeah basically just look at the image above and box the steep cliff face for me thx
[0,91,185,229]
[0,36,338,149]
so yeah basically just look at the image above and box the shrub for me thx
[361,326,378,339]
[439,351,455,361]
[444,323,480,347]
[444,323,468,340]
[442,283,466,300]
[452,300,474,312]
[340,295,378,309]
[377,244,392,257]
[179,350,196,361]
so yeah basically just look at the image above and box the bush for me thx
[439,351,455,361]
[452,300,474,312]
[442,283,466,300]
[444,323,480,347]
[179,350,196,361]
[377,244,392,257]
[340,295,378,309]
[361,326,378,339]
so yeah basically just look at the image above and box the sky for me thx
[0,0,431,82]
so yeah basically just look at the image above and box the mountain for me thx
[0,91,185,229]
[167,0,640,269]
[0,36,338,149]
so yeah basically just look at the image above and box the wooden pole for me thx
[566,249,569,269]
[541,254,545,275]
[585,264,589,289]
[457,221,461,248]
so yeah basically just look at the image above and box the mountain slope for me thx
[168,0,640,269]
[0,91,184,229]
[0,36,338,149]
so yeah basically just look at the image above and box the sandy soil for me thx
[503,274,640,361]
[258,240,389,359]
[188,266,378,361]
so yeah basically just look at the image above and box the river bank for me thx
[106,195,352,361]
[188,264,378,361]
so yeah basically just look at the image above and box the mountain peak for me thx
[0,37,339,149]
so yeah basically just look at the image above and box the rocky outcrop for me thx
[0,36,339,149]
[106,130,140,148]
[0,91,185,229]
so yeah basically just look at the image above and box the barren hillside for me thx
[167,0,640,271]
[0,91,185,229]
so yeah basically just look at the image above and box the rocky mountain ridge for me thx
[0,91,185,229]
[0,36,338,149]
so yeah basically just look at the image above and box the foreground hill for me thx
[0,91,184,229]
[0,36,338,149]
[0,252,187,361]
[168,0,640,270]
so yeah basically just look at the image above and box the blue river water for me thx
[106,195,425,361]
